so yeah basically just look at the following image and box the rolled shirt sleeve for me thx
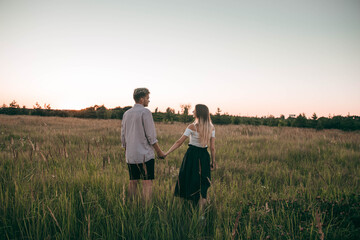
[142,110,158,145]
[121,113,126,148]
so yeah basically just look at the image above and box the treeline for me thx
[208,109,360,131]
[0,102,132,120]
[1,101,359,131]
[224,114,360,131]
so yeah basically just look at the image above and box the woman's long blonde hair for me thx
[194,104,214,147]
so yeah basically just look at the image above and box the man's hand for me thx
[153,142,166,159]
[157,150,166,159]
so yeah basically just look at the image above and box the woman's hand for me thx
[211,162,217,170]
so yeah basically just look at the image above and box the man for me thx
[121,88,165,202]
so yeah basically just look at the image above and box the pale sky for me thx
[1,0,359,117]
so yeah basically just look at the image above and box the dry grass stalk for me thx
[11,148,18,160]
[315,209,324,240]
[58,134,68,158]
[79,191,85,209]
[87,141,91,159]
[47,206,62,233]
[265,202,270,213]
[29,148,33,161]
[315,168,328,186]
[122,184,126,205]
[28,138,35,151]
[102,155,111,169]
[87,213,91,239]
[232,211,241,240]
[103,156,107,169]
[64,148,68,158]
[79,191,90,238]
[40,151,47,162]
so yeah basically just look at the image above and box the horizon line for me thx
[1,101,358,119]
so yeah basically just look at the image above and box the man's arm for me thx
[143,110,158,146]
[142,110,165,158]
[153,142,165,159]
[121,118,126,148]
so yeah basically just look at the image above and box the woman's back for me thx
[184,123,215,148]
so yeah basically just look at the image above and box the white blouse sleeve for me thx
[183,128,192,137]
[211,129,215,138]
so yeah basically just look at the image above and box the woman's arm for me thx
[165,135,188,156]
[210,137,216,170]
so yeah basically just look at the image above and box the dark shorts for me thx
[127,159,155,180]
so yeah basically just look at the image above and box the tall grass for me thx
[0,115,359,239]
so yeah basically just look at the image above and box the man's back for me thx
[121,104,158,164]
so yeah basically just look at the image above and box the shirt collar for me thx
[134,103,144,108]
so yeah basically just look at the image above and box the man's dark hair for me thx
[133,88,150,102]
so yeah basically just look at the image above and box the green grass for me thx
[0,115,359,239]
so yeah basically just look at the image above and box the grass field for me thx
[0,115,359,239]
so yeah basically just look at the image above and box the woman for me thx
[165,104,216,208]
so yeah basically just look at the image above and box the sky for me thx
[1,0,359,117]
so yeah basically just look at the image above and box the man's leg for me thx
[199,197,207,211]
[142,159,154,203]
[128,180,138,200]
[142,180,153,203]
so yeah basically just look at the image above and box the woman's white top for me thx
[183,124,215,148]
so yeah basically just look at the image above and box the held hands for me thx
[159,147,176,159]
[157,150,167,159]
[158,150,172,160]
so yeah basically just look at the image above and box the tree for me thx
[278,114,286,127]
[232,116,240,125]
[311,113,318,128]
[33,102,42,109]
[211,108,222,124]
[216,108,221,115]
[180,104,192,123]
[316,119,324,130]
[165,107,175,123]
[44,103,51,110]
[10,100,20,108]
[210,108,232,125]
[220,113,232,125]
[294,113,307,128]
[96,105,107,119]
[79,106,97,118]
[312,113,318,121]
[267,115,278,126]
[111,106,128,119]
[32,102,45,116]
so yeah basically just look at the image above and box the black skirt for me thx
[174,144,211,203]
